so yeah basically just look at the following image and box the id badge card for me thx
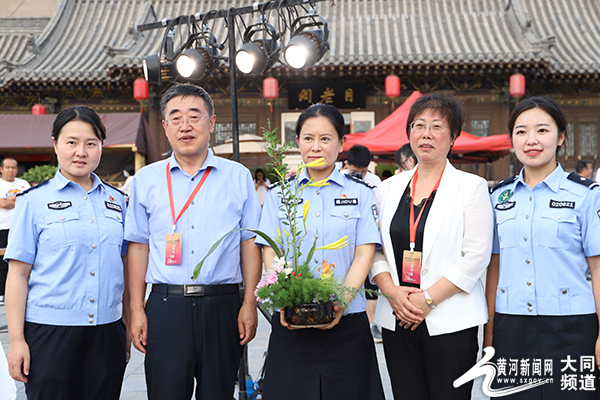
[402,250,421,285]
[165,233,182,265]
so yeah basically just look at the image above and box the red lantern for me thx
[510,73,526,97]
[31,104,46,115]
[133,78,149,101]
[263,77,278,112]
[385,75,401,98]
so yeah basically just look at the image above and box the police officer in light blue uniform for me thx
[485,96,600,400]
[257,104,385,400]
[4,105,128,400]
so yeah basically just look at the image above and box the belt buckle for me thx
[183,284,205,297]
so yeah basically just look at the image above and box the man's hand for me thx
[238,301,258,345]
[129,309,148,354]
[7,338,30,383]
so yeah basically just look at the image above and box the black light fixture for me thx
[175,47,217,81]
[283,10,329,70]
[142,53,161,84]
[235,21,279,76]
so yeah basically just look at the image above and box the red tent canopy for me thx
[344,91,512,162]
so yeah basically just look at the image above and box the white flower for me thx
[282,268,293,276]
[270,256,286,272]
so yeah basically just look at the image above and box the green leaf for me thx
[193,228,282,280]
[305,236,318,268]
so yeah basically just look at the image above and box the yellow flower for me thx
[316,236,349,250]
[303,157,327,168]
[306,179,331,187]
[303,200,310,223]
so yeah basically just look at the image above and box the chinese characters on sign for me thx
[288,82,366,109]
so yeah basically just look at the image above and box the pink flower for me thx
[264,270,279,285]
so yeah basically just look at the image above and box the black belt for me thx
[151,283,239,297]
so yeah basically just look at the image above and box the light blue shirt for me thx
[256,167,381,314]
[491,164,600,316]
[4,170,127,326]
[124,152,261,285]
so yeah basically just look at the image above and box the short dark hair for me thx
[406,93,464,141]
[395,143,417,166]
[52,105,106,141]
[124,165,135,175]
[347,145,371,169]
[160,83,214,120]
[507,96,567,153]
[1,157,18,168]
[296,103,345,141]
[575,160,592,174]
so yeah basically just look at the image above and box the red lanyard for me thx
[409,167,442,253]
[166,162,212,234]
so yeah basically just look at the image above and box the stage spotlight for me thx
[235,23,279,76]
[176,47,217,81]
[285,30,327,70]
[142,53,161,84]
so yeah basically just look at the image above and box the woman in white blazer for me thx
[371,93,494,400]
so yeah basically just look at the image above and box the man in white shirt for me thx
[0,158,30,305]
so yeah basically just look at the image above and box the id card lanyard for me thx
[165,162,212,265]
[401,167,442,285]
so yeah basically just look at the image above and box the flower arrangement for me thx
[194,122,378,320]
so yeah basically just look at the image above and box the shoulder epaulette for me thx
[268,175,295,190]
[16,179,49,196]
[567,172,599,190]
[345,173,376,189]
[490,175,518,194]
[101,179,127,196]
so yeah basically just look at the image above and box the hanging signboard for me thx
[287,82,366,109]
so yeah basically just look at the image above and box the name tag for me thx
[47,201,72,210]
[105,201,123,213]
[402,250,421,285]
[165,233,182,265]
[334,198,358,206]
[495,201,515,211]
[549,199,575,209]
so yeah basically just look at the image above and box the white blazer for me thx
[372,160,493,336]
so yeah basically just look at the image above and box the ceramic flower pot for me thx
[283,302,335,328]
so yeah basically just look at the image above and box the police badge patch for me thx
[371,204,380,231]
[498,189,513,203]
[47,201,72,210]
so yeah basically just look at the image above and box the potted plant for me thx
[194,122,378,327]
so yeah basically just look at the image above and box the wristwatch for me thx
[423,289,436,309]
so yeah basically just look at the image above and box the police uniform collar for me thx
[168,151,219,177]
[297,166,345,187]
[54,169,102,191]
[516,163,564,193]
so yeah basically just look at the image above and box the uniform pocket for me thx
[42,208,80,246]
[103,209,124,245]
[329,206,361,244]
[495,209,517,248]
[540,209,578,248]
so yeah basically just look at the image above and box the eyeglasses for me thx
[409,122,447,134]
[166,115,210,127]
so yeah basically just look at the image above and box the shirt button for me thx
[527,302,532,306]
[83,196,88,200]
[316,190,320,195]
[524,237,528,241]
[556,215,561,219]
[344,213,349,218]
[89,219,93,223]
[500,289,505,293]
[191,177,195,181]
[90,298,94,303]
[89,313,94,318]
[191,250,195,254]
[92,244,97,249]
[498,217,503,221]
[191,225,195,229]
[422,269,428,275]
[526,215,530,219]
[562,289,568,294]
[529,196,532,201]
[88,319,93,324]
[90,271,95,276]
[314,259,319,264]
[525,259,530,264]
[192,201,195,206]
[528,307,532,312]
[527,281,532,286]
[60,216,65,221]
[316,213,320,217]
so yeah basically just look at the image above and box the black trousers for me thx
[0,229,9,295]
[144,291,243,400]
[382,322,479,400]
[24,319,127,400]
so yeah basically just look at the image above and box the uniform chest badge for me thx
[498,189,513,203]
[47,201,72,210]
[334,197,358,206]
[109,195,115,202]
[105,201,123,213]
